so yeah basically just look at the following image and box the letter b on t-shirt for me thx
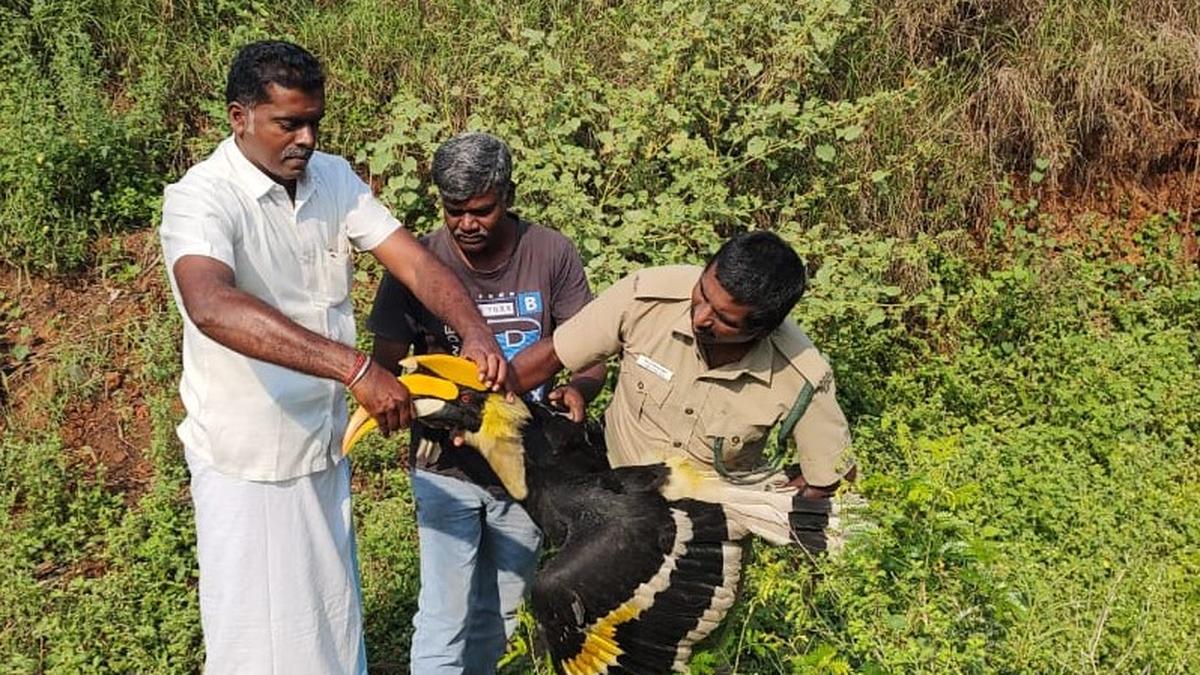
[518,291,543,316]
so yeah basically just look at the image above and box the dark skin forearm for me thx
[173,255,416,435]
[507,338,566,395]
[372,336,412,375]
[174,256,359,379]
[567,369,605,402]
[370,229,505,389]
[375,336,605,401]
[514,339,607,423]
[373,233,488,341]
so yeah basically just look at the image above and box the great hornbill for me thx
[342,354,834,675]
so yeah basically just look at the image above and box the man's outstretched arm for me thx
[172,255,414,435]
[508,338,566,396]
[370,229,506,390]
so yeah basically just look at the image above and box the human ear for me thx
[228,101,251,136]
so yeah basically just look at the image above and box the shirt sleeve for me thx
[159,180,237,271]
[552,271,639,372]
[338,158,403,252]
[549,238,593,326]
[366,272,422,344]
[792,374,855,487]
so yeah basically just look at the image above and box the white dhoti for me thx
[186,450,367,675]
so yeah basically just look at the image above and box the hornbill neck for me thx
[524,404,611,473]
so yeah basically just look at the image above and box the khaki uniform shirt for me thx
[553,265,854,487]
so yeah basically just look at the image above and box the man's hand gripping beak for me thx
[341,354,491,456]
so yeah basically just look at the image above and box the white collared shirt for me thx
[159,136,400,480]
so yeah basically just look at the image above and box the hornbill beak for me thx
[398,353,490,392]
[339,355,531,500]
[343,354,495,455]
[341,373,461,456]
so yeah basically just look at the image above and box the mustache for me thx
[283,148,313,160]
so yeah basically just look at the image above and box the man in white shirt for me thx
[158,40,506,675]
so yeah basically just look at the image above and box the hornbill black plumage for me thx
[342,354,834,674]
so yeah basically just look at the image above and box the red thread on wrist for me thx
[344,351,369,388]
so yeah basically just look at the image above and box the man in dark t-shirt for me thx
[367,132,605,674]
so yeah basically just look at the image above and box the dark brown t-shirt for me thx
[367,218,592,492]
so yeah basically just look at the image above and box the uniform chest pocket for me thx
[622,352,675,413]
[699,403,780,467]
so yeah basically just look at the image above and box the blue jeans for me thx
[410,469,542,675]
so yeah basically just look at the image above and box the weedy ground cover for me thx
[1,0,1198,672]
[2,212,1196,674]
[2,0,1196,271]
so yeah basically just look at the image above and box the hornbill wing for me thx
[531,485,744,675]
[659,457,834,554]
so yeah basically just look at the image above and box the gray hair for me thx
[431,132,514,202]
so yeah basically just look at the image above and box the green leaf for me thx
[815,144,836,162]
[12,344,30,362]
[837,124,863,141]
[368,152,392,175]
[870,169,891,183]
[746,137,768,157]
[1034,157,1051,171]
[1029,170,1044,185]
[865,308,886,326]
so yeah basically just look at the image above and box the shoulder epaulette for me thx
[632,265,702,300]
[770,321,830,389]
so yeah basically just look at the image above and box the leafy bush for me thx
[2,0,1199,673]
[359,0,905,290]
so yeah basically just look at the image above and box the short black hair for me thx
[225,40,324,106]
[708,231,807,333]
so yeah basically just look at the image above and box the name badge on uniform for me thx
[635,353,674,381]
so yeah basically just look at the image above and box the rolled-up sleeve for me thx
[159,182,236,272]
[552,271,639,372]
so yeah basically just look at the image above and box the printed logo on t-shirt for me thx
[480,301,515,318]
[517,291,542,316]
[444,290,548,401]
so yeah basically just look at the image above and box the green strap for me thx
[712,379,815,485]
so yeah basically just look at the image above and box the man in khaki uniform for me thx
[510,231,854,496]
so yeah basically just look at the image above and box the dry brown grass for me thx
[854,0,1200,235]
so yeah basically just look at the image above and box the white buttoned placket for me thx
[161,136,403,481]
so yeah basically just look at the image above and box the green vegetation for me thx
[2,0,1198,672]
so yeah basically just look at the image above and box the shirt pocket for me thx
[623,352,675,414]
[316,233,352,307]
[697,401,780,469]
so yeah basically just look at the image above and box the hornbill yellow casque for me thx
[342,354,834,675]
